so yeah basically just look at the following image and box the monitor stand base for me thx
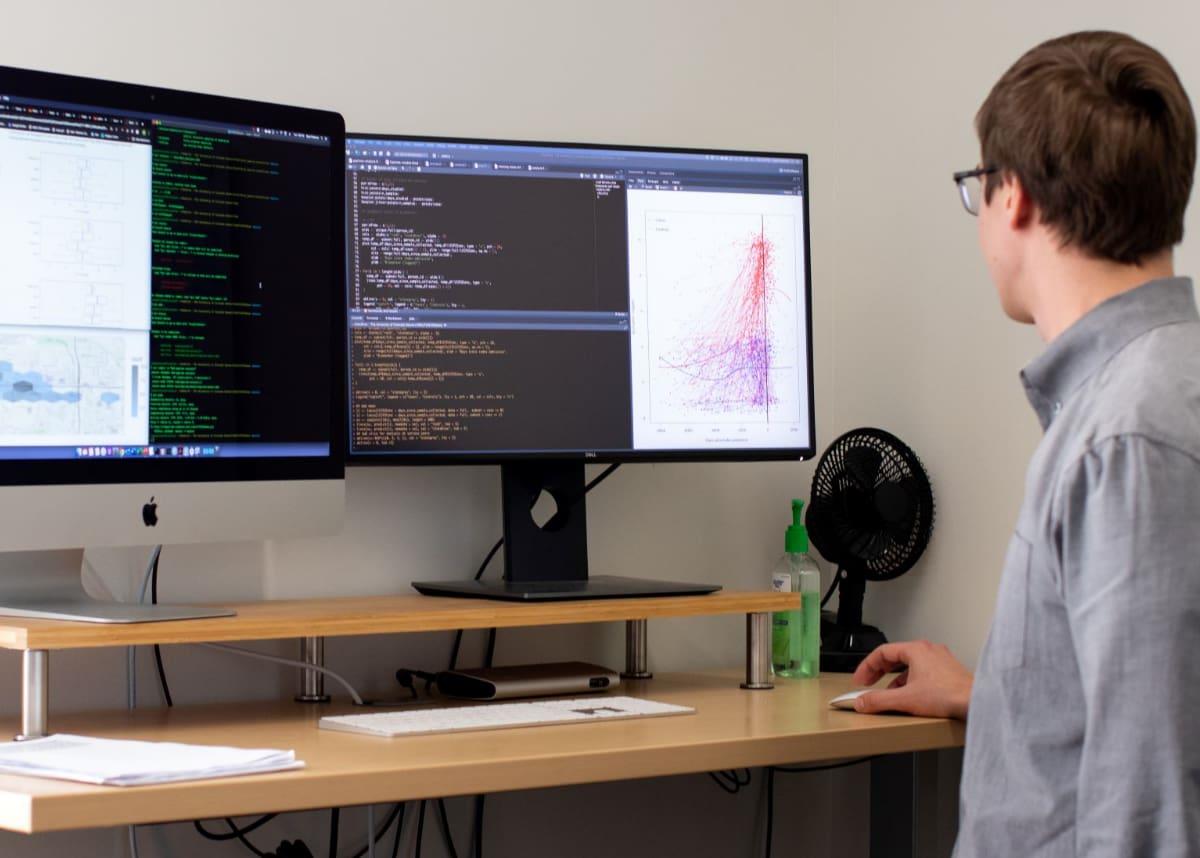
[0,549,236,624]
[413,575,721,602]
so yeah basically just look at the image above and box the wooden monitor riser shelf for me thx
[0,671,966,835]
[0,591,798,738]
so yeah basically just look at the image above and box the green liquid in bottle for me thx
[798,590,821,678]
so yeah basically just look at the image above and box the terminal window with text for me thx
[0,92,334,464]
[346,138,814,460]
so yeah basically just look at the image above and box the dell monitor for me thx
[345,136,813,600]
[0,66,345,621]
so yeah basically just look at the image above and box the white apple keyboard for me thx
[318,696,695,738]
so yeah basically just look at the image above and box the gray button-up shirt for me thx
[955,277,1200,857]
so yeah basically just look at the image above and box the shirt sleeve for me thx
[1056,434,1200,856]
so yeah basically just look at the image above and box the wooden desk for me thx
[0,671,965,849]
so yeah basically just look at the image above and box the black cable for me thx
[447,539,503,672]
[436,799,460,858]
[708,768,752,794]
[771,756,877,774]
[199,804,406,858]
[390,804,407,858]
[483,629,496,669]
[414,801,427,858]
[584,463,621,493]
[709,772,742,794]
[472,796,485,858]
[474,539,504,582]
[820,567,841,609]
[228,818,269,858]
[193,820,271,857]
[149,550,174,707]
[328,807,340,858]
[347,804,404,858]
[193,816,278,842]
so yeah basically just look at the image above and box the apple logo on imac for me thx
[142,497,158,527]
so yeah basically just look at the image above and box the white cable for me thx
[127,545,164,711]
[196,642,364,704]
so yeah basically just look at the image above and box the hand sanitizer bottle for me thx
[771,499,821,678]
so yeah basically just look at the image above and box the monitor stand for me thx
[413,462,721,602]
[0,549,237,623]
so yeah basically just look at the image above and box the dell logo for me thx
[142,497,158,527]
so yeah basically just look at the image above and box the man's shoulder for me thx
[1081,318,1200,456]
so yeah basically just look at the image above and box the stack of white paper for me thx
[0,734,303,786]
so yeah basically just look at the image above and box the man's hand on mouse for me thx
[852,640,974,720]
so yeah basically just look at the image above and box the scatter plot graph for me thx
[645,210,800,424]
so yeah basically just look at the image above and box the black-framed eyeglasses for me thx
[953,166,999,216]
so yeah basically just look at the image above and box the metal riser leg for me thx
[16,650,48,740]
[741,612,773,689]
[621,619,653,680]
[295,636,330,703]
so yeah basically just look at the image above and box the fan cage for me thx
[807,427,934,581]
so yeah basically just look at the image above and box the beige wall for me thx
[1,1,1197,855]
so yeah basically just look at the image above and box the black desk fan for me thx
[806,428,935,672]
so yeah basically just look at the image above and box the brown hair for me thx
[976,31,1195,264]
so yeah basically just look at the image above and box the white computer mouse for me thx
[829,689,869,710]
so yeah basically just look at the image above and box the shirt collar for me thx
[1020,277,1198,430]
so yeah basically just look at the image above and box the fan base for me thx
[820,610,888,673]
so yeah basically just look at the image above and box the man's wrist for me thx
[953,677,974,720]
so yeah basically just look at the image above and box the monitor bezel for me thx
[344,132,815,466]
[0,65,346,487]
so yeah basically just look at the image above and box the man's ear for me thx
[1003,174,1036,230]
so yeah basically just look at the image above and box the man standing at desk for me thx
[851,31,1200,857]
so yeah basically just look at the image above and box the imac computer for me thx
[345,136,813,600]
[0,66,346,621]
